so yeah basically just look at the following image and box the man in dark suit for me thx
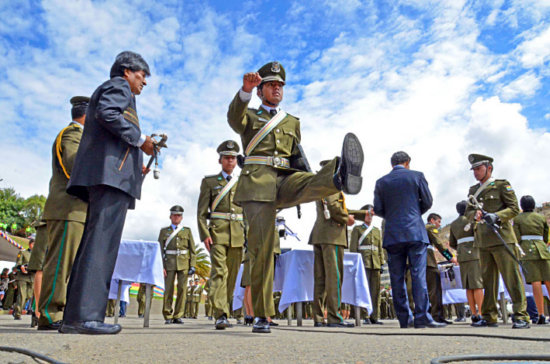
[373,151,445,329]
[60,51,155,335]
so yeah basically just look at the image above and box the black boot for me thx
[333,133,364,195]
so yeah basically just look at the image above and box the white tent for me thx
[0,230,23,262]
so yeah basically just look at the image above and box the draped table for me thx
[234,249,372,326]
[110,240,164,327]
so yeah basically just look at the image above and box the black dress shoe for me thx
[172,318,184,324]
[327,321,355,328]
[471,319,498,328]
[59,321,122,335]
[334,133,364,195]
[470,315,481,323]
[314,322,326,327]
[165,319,172,324]
[414,321,446,328]
[31,314,39,328]
[435,319,453,325]
[215,315,230,330]
[362,319,371,325]
[512,319,530,329]
[244,315,254,326]
[236,319,243,325]
[252,317,271,333]
[208,316,213,321]
[37,321,62,331]
[138,314,144,318]
[454,317,466,322]
[268,321,279,326]
[537,315,549,325]
[13,316,21,320]
[370,319,383,325]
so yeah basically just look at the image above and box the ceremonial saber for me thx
[468,195,528,275]
[144,133,168,181]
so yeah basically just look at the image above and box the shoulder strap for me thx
[164,225,185,250]
[211,176,238,212]
[358,225,374,245]
[244,110,287,156]
[472,177,495,199]
[55,124,79,179]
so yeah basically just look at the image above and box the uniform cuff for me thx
[239,88,252,102]
[137,133,146,147]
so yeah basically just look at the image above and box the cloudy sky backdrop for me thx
[1,0,550,250]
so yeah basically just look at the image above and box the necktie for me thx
[270,109,277,116]
[226,175,232,182]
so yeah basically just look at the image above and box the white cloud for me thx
[499,71,541,99]
[516,25,550,68]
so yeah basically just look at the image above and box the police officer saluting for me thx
[160,205,196,324]
[465,154,530,329]
[227,61,364,333]
[197,140,245,330]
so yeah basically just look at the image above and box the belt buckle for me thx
[273,157,281,167]
[230,213,237,221]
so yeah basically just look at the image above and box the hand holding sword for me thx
[143,133,168,180]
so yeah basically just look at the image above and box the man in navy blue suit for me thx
[373,151,445,328]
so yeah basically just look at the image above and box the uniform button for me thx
[274,151,278,155]
[276,140,280,144]
[276,129,280,133]
[246,171,250,175]
[231,208,235,212]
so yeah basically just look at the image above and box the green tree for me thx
[22,194,46,226]
[0,188,25,232]
[194,244,211,279]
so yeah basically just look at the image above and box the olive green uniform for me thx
[197,172,245,319]
[203,280,212,317]
[159,226,196,320]
[349,224,385,321]
[137,283,153,317]
[191,284,203,318]
[38,122,87,326]
[27,221,48,272]
[4,272,17,309]
[14,249,33,318]
[465,179,528,323]
[184,284,193,317]
[425,223,449,321]
[309,192,348,324]
[228,91,340,318]
[449,216,483,289]
[513,212,550,283]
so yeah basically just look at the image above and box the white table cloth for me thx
[111,240,165,289]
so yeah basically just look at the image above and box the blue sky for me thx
[1,0,550,245]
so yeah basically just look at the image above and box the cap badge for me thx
[227,141,234,149]
[468,155,475,163]
[271,62,280,73]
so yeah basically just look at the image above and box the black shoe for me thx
[165,319,172,324]
[208,316,213,321]
[236,319,244,325]
[252,317,271,333]
[537,315,549,325]
[215,315,230,330]
[172,318,184,324]
[370,318,383,325]
[244,315,254,326]
[268,321,279,327]
[31,314,39,328]
[362,319,371,325]
[314,322,326,327]
[414,321,446,328]
[327,321,354,328]
[471,315,481,323]
[435,319,453,325]
[471,319,498,328]
[454,317,466,322]
[333,133,364,195]
[512,319,530,329]
[59,321,121,335]
[138,314,144,318]
[13,315,21,320]
[37,321,62,331]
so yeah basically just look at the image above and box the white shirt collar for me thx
[261,104,280,113]
[221,170,233,180]
[171,224,178,230]
[71,121,84,130]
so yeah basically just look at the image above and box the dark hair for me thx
[71,105,87,119]
[391,151,411,167]
[456,200,467,216]
[110,51,151,79]
[361,204,374,210]
[520,195,535,212]
[427,213,441,223]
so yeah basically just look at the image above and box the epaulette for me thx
[286,111,299,120]
[204,174,219,179]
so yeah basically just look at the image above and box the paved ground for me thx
[2,310,550,364]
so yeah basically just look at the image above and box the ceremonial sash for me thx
[244,110,287,156]
[472,177,496,199]
[358,224,374,246]
[164,225,184,250]
[211,176,238,212]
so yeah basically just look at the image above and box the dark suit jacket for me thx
[373,165,432,248]
[67,76,143,203]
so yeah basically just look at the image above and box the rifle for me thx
[468,195,527,274]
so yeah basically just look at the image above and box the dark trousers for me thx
[64,185,132,323]
[426,267,444,321]
[385,242,433,327]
